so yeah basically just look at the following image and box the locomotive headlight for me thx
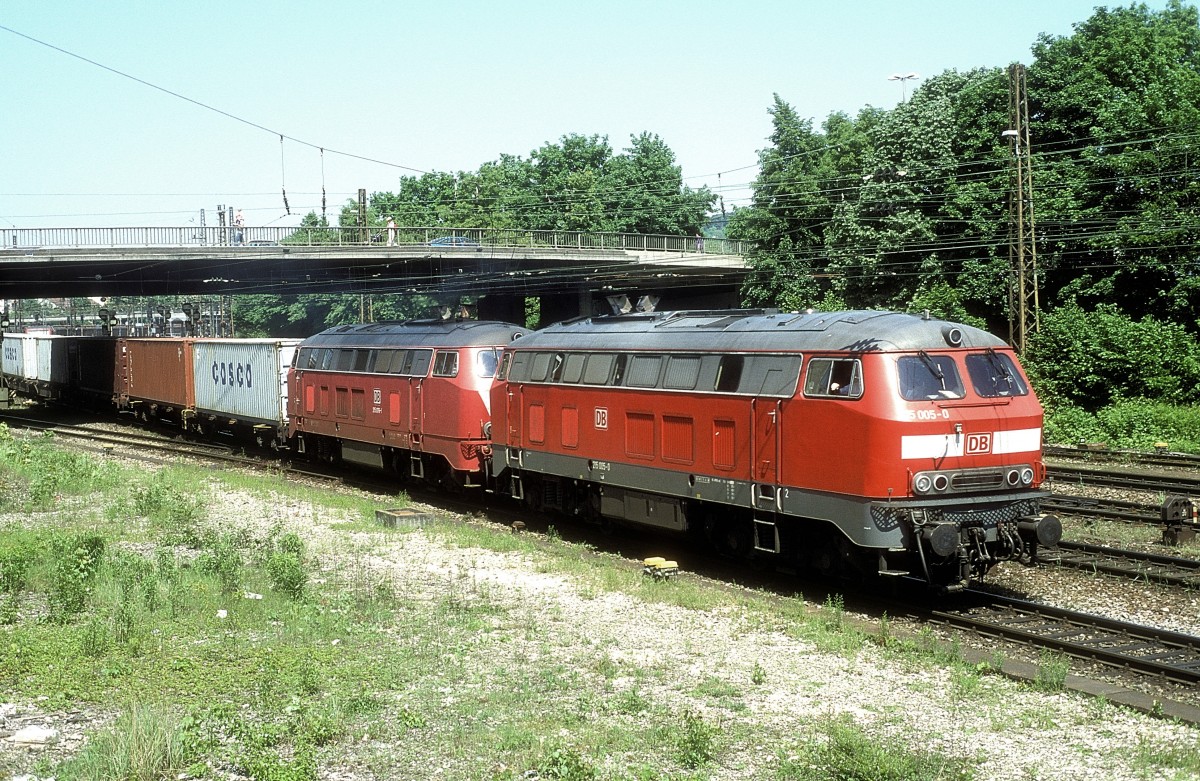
[932,474,949,492]
[1020,467,1034,485]
[914,474,933,494]
[1006,469,1021,486]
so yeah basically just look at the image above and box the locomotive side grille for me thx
[950,470,1005,490]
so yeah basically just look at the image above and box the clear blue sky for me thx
[0,0,1176,230]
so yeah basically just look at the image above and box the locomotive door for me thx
[505,384,523,465]
[409,378,423,442]
[751,397,782,553]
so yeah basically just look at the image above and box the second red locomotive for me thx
[287,319,525,489]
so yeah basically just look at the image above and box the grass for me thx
[1,425,1198,780]
[775,715,977,780]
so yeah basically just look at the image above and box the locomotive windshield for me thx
[965,350,1029,397]
[477,348,501,378]
[897,353,965,400]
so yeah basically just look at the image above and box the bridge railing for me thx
[0,226,748,255]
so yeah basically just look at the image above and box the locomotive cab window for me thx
[353,349,371,372]
[433,350,459,378]
[897,352,964,400]
[965,351,1029,397]
[320,349,334,370]
[804,358,862,398]
[334,349,354,372]
[497,351,513,380]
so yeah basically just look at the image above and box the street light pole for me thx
[888,72,920,102]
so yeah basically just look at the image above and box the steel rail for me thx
[1046,464,1200,495]
[1045,444,1200,471]
[931,593,1200,685]
[1040,495,1161,525]
[1043,541,1200,589]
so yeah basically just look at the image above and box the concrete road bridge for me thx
[0,225,750,323]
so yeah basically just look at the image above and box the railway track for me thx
[930,593,1200,686]
[1042,541,1200,590]
[1045,444,1200,471]
[1046,462,1200,495]
[0,412,263,468]
[1040,495,1161,525]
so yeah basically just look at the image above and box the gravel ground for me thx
[3,438,1200,779]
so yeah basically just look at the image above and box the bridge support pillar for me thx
[647,286,740,311]
[538,287,595,327]
[476,294,527,326]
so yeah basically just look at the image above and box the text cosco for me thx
[212,361,253,388]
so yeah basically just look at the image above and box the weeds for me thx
[1035,649,1070,692]
[777,715,975,780]
[196,533,243,594]
[55,704,199,781]
[48,532,105,621]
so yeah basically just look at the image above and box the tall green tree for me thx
[365,133,712,237]
[1029,0,1200,323]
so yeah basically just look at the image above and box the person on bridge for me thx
[234,210,245,245]
[694,232,704,253]
[387,217,397,247]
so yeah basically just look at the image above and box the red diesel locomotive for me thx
[287,319,525,488]
[489,309,1060,591]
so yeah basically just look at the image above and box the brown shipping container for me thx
[120,338,195,410]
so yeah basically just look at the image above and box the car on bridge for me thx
[429,236,480,247]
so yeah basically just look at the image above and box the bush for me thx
[266,552,307,600]
[1045,400,1200,453]
[48,533,106,620]
[196,534,242,595]
[1026,304,1200,411]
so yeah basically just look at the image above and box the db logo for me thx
[373,388,382,405]
[594,407,608,430]
[966,433,992,455]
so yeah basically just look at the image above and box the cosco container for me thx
[191,339,301,432]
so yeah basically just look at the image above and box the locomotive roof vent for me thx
[941,325,964,347]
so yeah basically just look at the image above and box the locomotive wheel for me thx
[809,530,856,581]
[710,516,755,560]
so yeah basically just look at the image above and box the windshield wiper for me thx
[985,348,1015,389]
[918,350,947,391]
